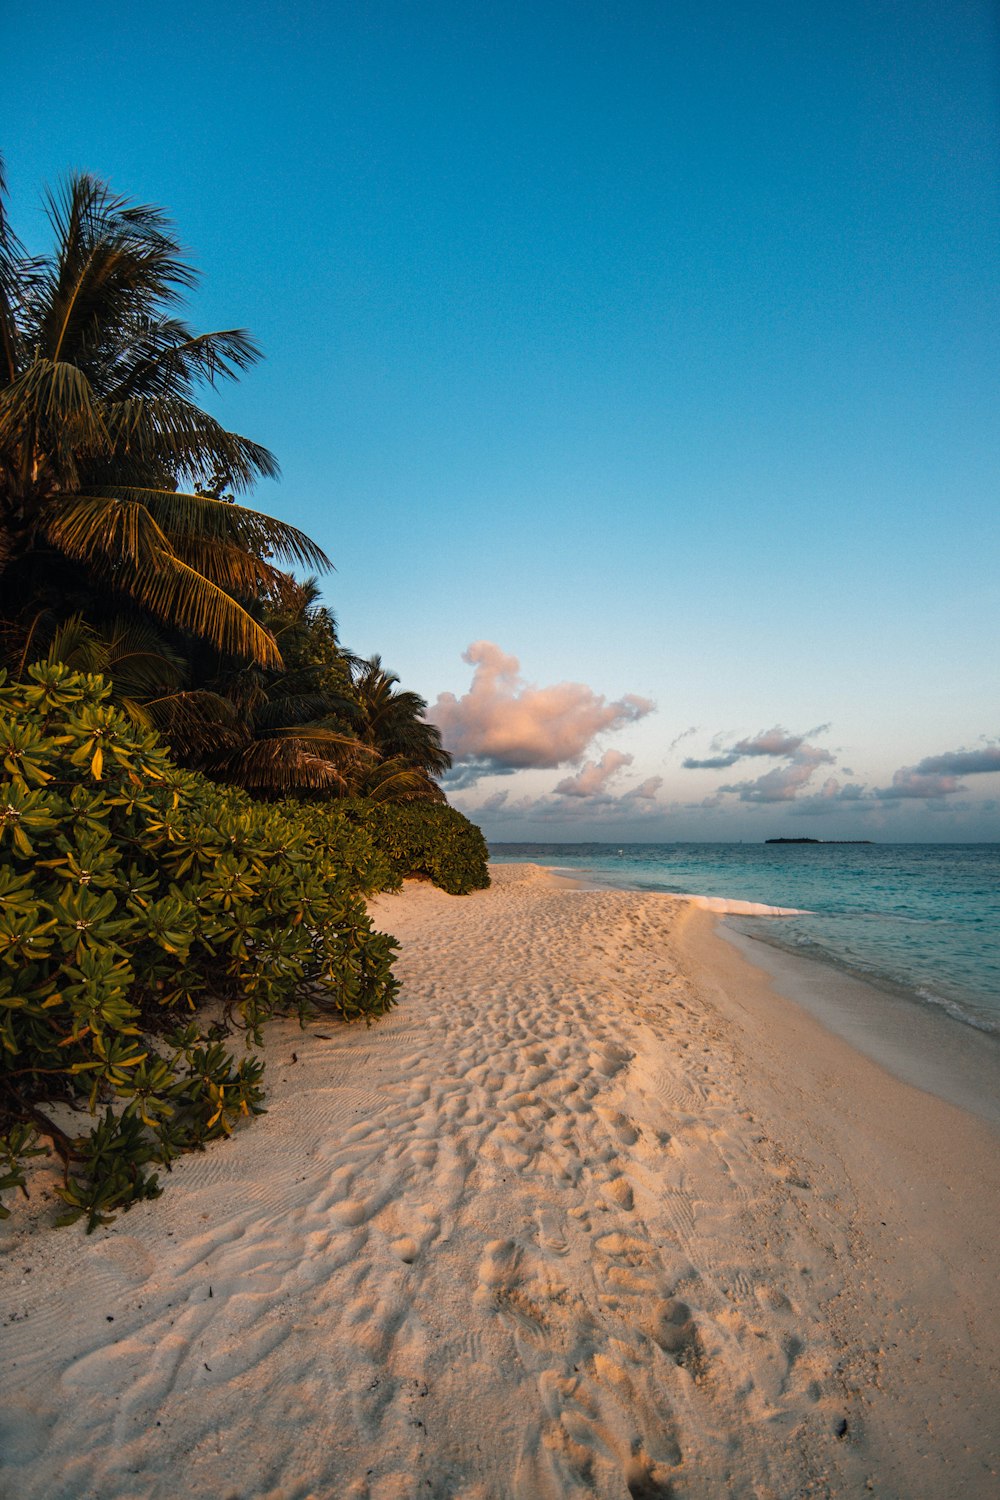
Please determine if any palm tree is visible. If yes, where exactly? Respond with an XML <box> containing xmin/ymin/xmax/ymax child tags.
<box><xmin>151</xmin><ymin>578</ymin><xmax>369</xmax><ymax>797</ymax></box>
<box><xmin>0</xmin><ymin>159</ymin><xmax>329</xmax><ymax>666</ymax></box>
<box><xmin>32</xmin><ymin>612</ymin><xmax>186</xmax><ymax>704</ymax></box>
<box><xmin>349</xmin><ymin>655</ymin><xmax>452</xmax><ymax>800</ymax></box>
<box><xmin>180</xmin><ymin>639</ymin><xmax>452</xmax><ymax>804</ymax></box>
<box><xmin>24</xmin><ymin>611</ymin><xmax>243</xmax><ymax>759</ymax></box>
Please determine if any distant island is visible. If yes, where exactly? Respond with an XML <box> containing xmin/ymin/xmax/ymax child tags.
<box><xmin>765</xmin><ymin>838</ymin><xmax>874</xmax><ymax>845</ymax></box>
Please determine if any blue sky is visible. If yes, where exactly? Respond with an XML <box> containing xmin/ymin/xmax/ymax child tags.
<box><xmin>8</xmin><ymin>0</ymin><xmax>999</xmax><ymax>838</ymax></box>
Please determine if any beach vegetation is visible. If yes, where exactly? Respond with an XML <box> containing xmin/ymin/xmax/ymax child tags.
<box><xmin>162</xmin><ymin>603</ymin><xmax>455</xmax><ymax>804</ymax></box>
<box><xmin>335</xmin><ymin>800</ymin><xmax>491</xmax><ymax>896</ymax></box>
<box><xmin>0</xmin><ymin>162</ymin><xmax>490</xmax><ymax>1226</ymax></box>
<box><xmin>0</xmin><ymin>665</ymin><xmax>400</xmax><ymax>1228</ymax></box>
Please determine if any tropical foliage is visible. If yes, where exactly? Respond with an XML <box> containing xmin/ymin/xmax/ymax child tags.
<box><xmin>336</xmin><ymin>800</ymin><xmax>491</xmax><ymax>895</ymax></box>
<box><xmin>0</xmin><ymin>161</ymin><xmax>329</xmax><ymax>670</ymax></box>
<box><xmin>0</xmin><ymin>665</ymin><xmax>400</xmax><ymax>1228</ymax></box>
<box><xmin>0</xmin><ymin>164</ymin><xmax>491</xmax><ymax>1227</ymax></box>
<box><xmin>344</xmin><ymin>656</ymin><xmax>452</xmax><ymax>803</ymax></box>
<box><xmin>0</xmin><ymin>161</ymin><xmax>458</xmax><ymax>805</ymax></box>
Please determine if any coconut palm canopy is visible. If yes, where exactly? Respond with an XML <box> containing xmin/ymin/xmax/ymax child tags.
<box><xmin>0</xmin><ymin>160</ymin><xmax>452</xmax><ymax>806</ymax></box>
<box><xmin>351</xmin><ymin>655</ymin><xmax>451</xmax><ymax>782</ymax></box>
<box><xmin>173</xmin><ymin>626</ymin><xmax>453</xmax><ymax>803</ymax></box>
<box><xmin>0</xmin><ymin>158</ymin><xmax>330</xmax><ymax>667</ymax></box>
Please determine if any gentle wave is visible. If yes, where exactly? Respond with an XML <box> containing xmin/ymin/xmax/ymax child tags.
<box><xmin>680</xmin><ymin>893</ymin><xmax>813</xmax><ymax>917</ymax></box>
<box><xmin>914</xmin><ymin>987</ymin><xmax>1000</xmax><ymax>1036</ymax></box>
<box><xmin>729</xmin><ymin>921</ymin><xmax>1000</xmax><ymax>1037</ymax></box>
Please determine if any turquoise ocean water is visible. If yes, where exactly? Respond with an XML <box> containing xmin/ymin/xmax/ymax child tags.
<box><xmin>489</xmin><ymin>843</ymin><xmax>1000</xmax><ymax>1037</ymax></box>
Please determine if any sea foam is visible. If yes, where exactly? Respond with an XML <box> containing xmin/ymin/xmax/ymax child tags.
<box><xmin>680</xmin><ymin>894</ymin><xmax>811</xmax><ymax>917</ymax></box>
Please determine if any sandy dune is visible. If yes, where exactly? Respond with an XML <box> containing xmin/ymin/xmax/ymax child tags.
<box><xmin>1</xmin><ymin>863</ymin><xmax>997</xmax><ymax>1499</ymax></box>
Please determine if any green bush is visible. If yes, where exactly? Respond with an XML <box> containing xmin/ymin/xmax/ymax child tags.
<box><xmin>335</xmin><ymin>800</ymin><xmax>491</xmax><ymax>895</ymax></box>
<box><xmin>0</xmin><ymin>664</ymin><xmax>400</xmax><ymax>1228</ymax></box>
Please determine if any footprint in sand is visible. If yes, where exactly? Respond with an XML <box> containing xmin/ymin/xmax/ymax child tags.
<box><xmin>534</xmin><ymin>1209</ymin><xmax>570</xmax><ymax>1258</ymax></box>
<box><xmin>624</xmin><ymin>1456</ymin><xmax>677</xmax><ymax>1499</ymax></box>
<box><xmin>476</xmin><ymin>1238</ymin><xmax>521</xmax><ymax>1292</ymax></box>
<box><xmin>588</xmin><ymin>1042</ymin><xmax>633</xmax><ymax>1078</ymax></box>
<box><xmin>594</xmin><ymin>1230</ymin><xmax>649</xmax><ymax>1263</ymax></box>
<box><xmin>601</xmin><ymin>1175</ymin><xmax>634</xmax><ymax>1211</ymax></box>
<box><xmin>90</xmin><ymin>1236</ymin><xmax>156</xmax><ymax>1285</ymax></box>
<box><xmin>331</xmin><ymin>1197</ymin><xmax>372</xmax><ymax>1226</ymax></box>
<box><xmin>595</xmin><ymin>1107</ymin><xmax>641</xmax><ymax>1146</ymax></box>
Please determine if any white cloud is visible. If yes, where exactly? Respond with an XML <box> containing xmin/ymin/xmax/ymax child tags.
<box><xmin>554</xmin><ymin>750</ymin><xmax>633</xmax><ymax>798</ymax></box>
<box><xmin>874</xmin><ymin>768</ymin><xmax>961</xmax><ymax>800</ymax></box>
<box><xmin>431</xmin><ymin>642</ymin><xmax>654</xmax><ymax>787</ymax></box>
<box><xmin>622</xmin><ymin>776</ymin><xmax>664</xmax><ymax>801</ymax></box>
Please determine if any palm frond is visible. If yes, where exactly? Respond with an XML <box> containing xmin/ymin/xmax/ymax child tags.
<box><xmin>127</xmin><ymin>553</ymin><xmax>283</xmax><ymax>666</ymax></box>
<box><xmin>42</xmin><ymin>613</ymin><xmax>106</xmax><ymax>673</ymax></box>
<box><xmin>141</xmin><ymin>690</ymin><xmax>245</xmax><ymax>756</ymax></box>
<box><xmin>40</xmin><ymin>496</ymin><xmax>282</xmax><ymax>664</ymax></box>
<box><xmin>253</xmin><ymin>694</ymin><xmax>358</xmax><ymax>730</ymax></box>
<box><xmin>117</xmin><ymin>326</ymin><xmax>265</xmax><ymax>397</ymax></box>
<box><xmin>0</xmin><ymin>359</ymin><xmax>109</xmax><ymax>476</ymax></box>
<box><xmin>101</xmin><ymin>616</ymin><xmax>186</xmax><ymax>697</ymax></box>
<box><xmin>267</xmin><ymin>725</ymin><xmax>375</xmax><ymax>751</ymax></box>
<box><xmin>42</xmin><ymin>492</ymin><xmax>174</xmax><ymax>569</ymax></box>
<box><xmin>164</xmin><ymin>534</ymin><xmax>294</xmax><ymax>602</ymax></box>
<box><xmin>205</xmin><ymin>738</ymin><xmax>350</xmax><ymax>794</ymax></box>
<box><xmin>98</xmin><ymin>397</ymin><xmax>279</xmax><ymax>488</ymax></box>
<box><xmin>91</xmin><ymin>485</ymin><xmax>329</xmax><ymax>570</ymax></box>
<box><xmin>40</xmin><ymin>174</ymin><xmax>195</xmax><ymax>368</ymax></box>
<box><xmin>358</xmin><ymin>758</ymin><xmax>447</xmax><ymax>804</ymax></box>
<box><xmin>0</xmin><ymin>155</ymin><xmax>31</xmax><ymax>386</ymax></box>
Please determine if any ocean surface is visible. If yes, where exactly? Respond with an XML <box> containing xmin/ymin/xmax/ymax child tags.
<box><xmin>489</xmin><ymin>843</ymin><xmax>1000</xmax><ymax>1037</ymax></box>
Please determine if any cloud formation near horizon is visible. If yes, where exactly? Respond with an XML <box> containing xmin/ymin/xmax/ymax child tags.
<box><xmin>722</xmin><ymin>744</ymin><xmax>836</xmax><ymax>803</ymax></box>
<box><xmin>622</xmin><ymin>775</ymin><xmax>664</xmax><ymax>801</ymax></box>
<box><xmin>683</xmin><ymin>752</ymin><xmax>741</xmax><ymax>770</ymax></box>
<box><xmin>683</xmin><ymin>724</ymin><xmax>834</xmax><ymax>801</ymax></box>
<box><xmin>874</xmin><ymin>769</ymin><xmax>959</xmax><ymax>800</ymax></box>
<box><xmin>431</xmin><ymin>642</ymin><xmax>654</xmax><ymax>787</ymax></box>
<box><xmin>683</xmin><ymin>724</ymin><xmax>808</xmax><ymax>770</ymax></box>
<box><xmin>554</xmin><ymin>750</ymin><xmax>633</xmax><ymax>798</ymax></box>
<box><xmin>914</xmin><ymin>746</ymin><xmax>1000</xmax><ymax>777</ymax></box>
<box><xmin>872</xmin><ymin>742</ymin><xmax>1000</xmax><ymax>801</ymax></box>
<box><xmin>693</xmin><ymin>731</ymin><xmax>1000</xmax><ymax>810</ymax></box>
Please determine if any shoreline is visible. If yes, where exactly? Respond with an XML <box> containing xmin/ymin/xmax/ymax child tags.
<box><xmin>490</xmin><ymin>845</ymin><xmax>1000</xmax><ymax>1040</ymax></box>
<box><xmin>1</xmin><ymin>863</ymin><xmax>997</xmax><ymax>1498</ymax></box>
<box><xmin>503</xmin><ymin>858</ymin><xmax>1000</xmax><ymax>1068</ymax></box>
<box><xmin>717</xmin><ymin>918</ymin><xmax>1000</xmax><ymax>1130</ymax></box>
<box><xmin>674</xmin><ymin>900</ymin><xmax>1000</xmax><ymax>1494</ymax></box>
<box><xmin>542</xmin><ymin>847</ymin><xmax>1000</xmax><ymax>1127</ymax></box>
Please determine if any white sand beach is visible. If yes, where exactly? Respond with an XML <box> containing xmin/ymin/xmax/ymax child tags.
<box><xmin>1</xmin><ymin>863</ymin><xmax>997</xmax><ymax>1500</ymax></box>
